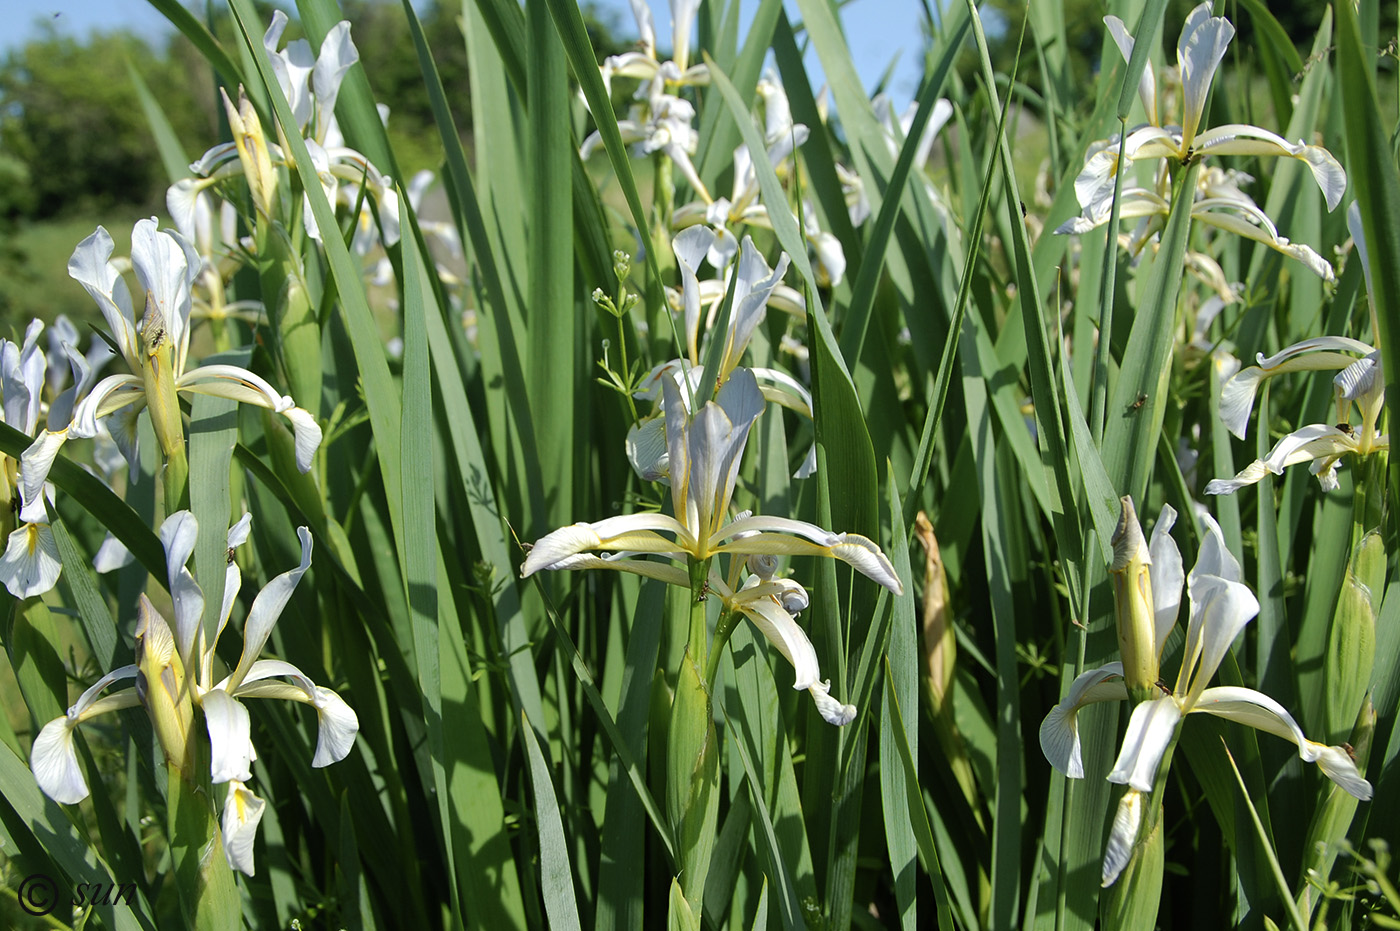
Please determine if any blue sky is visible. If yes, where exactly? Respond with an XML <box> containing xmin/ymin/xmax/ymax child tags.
<box><xmin>4</xmin><ymin>0</ymin><xmax>929</xmax><ymax>105</ymax></box>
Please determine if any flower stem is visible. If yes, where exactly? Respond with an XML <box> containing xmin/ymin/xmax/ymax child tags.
<box><xmin>687</xmin><ymin>556</ymin><xmax>710</xmax><ymax>674</ymax></box>
<box><xmin>703</xmin><ymin>608</ymin><xmax>738</xmax><ymax>687</ymax></box>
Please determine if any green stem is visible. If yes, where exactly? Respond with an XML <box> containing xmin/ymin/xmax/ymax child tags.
<box><xmin>687</xmin><ymin>557</ymin><xmax>710</xmax><ymax>674</ymax></box>
<box><xmin>164</xmin><ymin>441</ymin><xmax>190</xmax><ymax>516</ymax></box>
<box><xmin>703</xmin><ymin>608</ymin><xmax>739</xmax><ymax>687</ymax></box>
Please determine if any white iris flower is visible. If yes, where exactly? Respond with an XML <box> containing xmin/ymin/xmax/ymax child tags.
<box><xmin>524</xmin><ymin>367</ymin><xmax>901</xmax><ymax>722</ymax></box>
<box><xmin>1039</xmin><ymin>508</ymin><xmax>1371</xmax><ymax>886</ymax></box>
<box><xmin>1074</xmin><ymin>4</ymin><xmax>1345</xmax><ymax>217</ymax></box>
<box><xmin>1207</xmin><ymin>206</ymin><xmax>1385</xmax><ymax>495</ymax></box>
<box><xmin>528</xmin><ymin>369</ymin><xmax>898</xmax><ymax>587</ymax></box>
<box><xmin>167</xmin><ymin>13</ymin><xmax>400</xmax><ymax>249</ymax></box>
<box><xmin>18</xmin><ymin>219</ymin><xmax>322</xmax><ymax>520</ymax></box>
<box><xmin>0</xmin><ymin>321</ymin><xmax>64</xmax><ymax>598</ymax></box>
<box><xmin>581</xmin><ymin>1</ymin><xmax>711</xmax><ymax>199</ymax></box>
<box><xmin>29</xmin><ymin>511</ymin><xmax>358</xmax><ymax>876</ymax></box>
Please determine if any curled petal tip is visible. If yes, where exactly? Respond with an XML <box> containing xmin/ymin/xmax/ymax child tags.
<box><xmin>809</xmin><ymin>681</ymin><xmax>857</xmax><ymax>726</ymax></box>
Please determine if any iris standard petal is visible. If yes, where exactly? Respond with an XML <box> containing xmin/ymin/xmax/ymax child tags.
<box><xmin>625</xmin><ymin>415</ymin><xmax>669</xmax><ymax>481</ymax></box>
<box><xmin>688</xmin><ymin>369</ymin><xmax>764</xmax><ymax>542</ymax></box>
<box><xmin>1176</xmin><ymin>3</ymin><xmax>1234</xmax><ymax>150</ymax></box>
<box><xmin>1182</xmin><ymin>575</ymin><xmax>1257</xmax><ymax>697</ymax></box>
<box><xmin>1147</xmin><ymin>505</ymin><xmax>1183</xmax><ymax>651</ymax></box>
<box><xmin>158</xmin><ymin>510</ymin><xmax>206</xmax><ymax>664</ymax></box>
<box><xmin>67</xmin><ymin>226</ymin><xmax>138</xmax><ymax>366</ymax></box>
<box><xmin>226</xmin><ymin>527</ymin><xmax>313</xmax><ymax>693</ymax></box>
<box><xmin>1104</xmin><ymin>16</ymin><xmax>1155</xmax><ymax>124</ymax></box>
<box><xmin>130</xmin><ymin>217</ymin><xmax>200</xmax><ymax>356</ymax></box>
<box><xmin>311</xmin><ymin>22</ymin><xmax>358</xmax><ymax>143</ymax></box>
<box><xmin>722</xmin><ymin>240</ymin><xmax>790</xmax><ymax>376</ymax></box>
<box><xmin>673</xmin><ymin>226</ymin><xmax>715</xmax><ymax>364</ymax></box>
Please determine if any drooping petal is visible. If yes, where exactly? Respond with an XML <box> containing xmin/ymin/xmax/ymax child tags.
<box><xmin>0</xmin><ymin>523</ymin><xmax>62</xmax><ymax>599</ymax></box>
<box><xmin>1218</xmin><ymin>337</ymin><xmax>1375</xmax><ymax>440</ymax></box>
<box><xmin>521</xmin><ymin>513</ymin><xmax>693</xmax><ymax>576</ymax></box>
<box><xmin>31</xmin><ymin>665</ymin><xmax>140</xmax><ymax>804</ymax></box>
<box><xmin>534</xmin><ymin>553</ymin><xmax>692</xmax><ymax>588</ymax></box>
<box><xmin>1190</xmin><ymin>686</ymin><xmax>1372</xmax><ymax>799</ymax></box>
<box><xmin>67</xmin><ymin>373</ymin><xmax>144</xmax><ymax>443</ymax></box>
<box><xmin>221</xmin><ymin>780</ymin><xmax>267</xmax><ymax>876</ymax></box>
<box><xmin>1191</xmin><ymin>207</ymin><xmax>1335</xmax><ymax>281</ymax></box>
<box><xmin>714</xmin><ymin>515</ymin><xmax>903</xmax><ymax>594</ymax></box>
<box><xmin>203</xmin><ymin>688</ymin><xmax>255</xmax><ymax>784</ymax></box>
<box><xmin>308</xmin><ymin>687</ymin><xmax>359</xmax><ymax>765</ymax></box>
<box><xmin>280</xmin><ymin>406</ymin><xmax>323</xmax><ymax>473</ymax></box>
<box><xmin>1108</xmin><ymin>696</ymin><xmax>1182</xmax><ymax>792</ymax></box>
<box><xmin>1101</xmin><ymin>789</ymin><xmax>1144</xmax><ymax>887</ymax></box>
<box><xmin>1194</xmin><ymin>124</ymin><xmax>1346</xmax><ymax>211</ymax></box>
<box><xmin>31</xmin><ymin>717</ymin><xmax>88</xmax><ymax>804</ymax></box>
<box><xmin>18</xmin><ymin>431</ymin><xmax>68</xmax><ymax>524</ymax></box>
<box><xmin>1205</xmin><ymin>424</ymin><xmax>1357</xmax><ymax>495</ymax></box>
<box><xmin>729</xmin><ymin>587</ymin><xmax>821</xmax><ymax>689</ymax></box>
<box><xmin>233</xmin><ymin>659</ymin><xmax>359</xmax><ymax>766</ymax></box>
<box><xmin>1039</xmin><ymin>662</ymin><xmax>1127</xmax><ymax>779</ymax></box>
<box><xmin>227</xmin><ymin>527</ymin><xmax>313</xmax><ymax>693</ymax></box>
